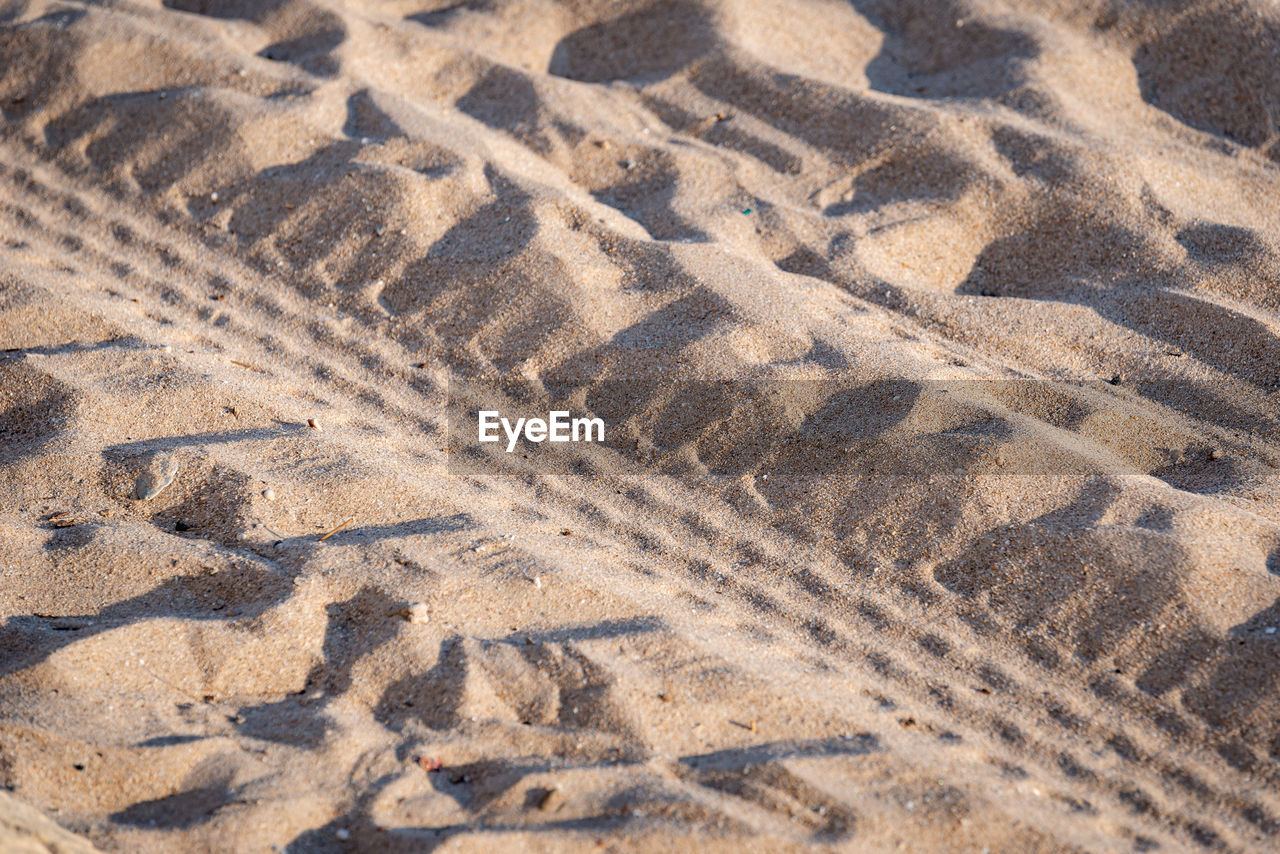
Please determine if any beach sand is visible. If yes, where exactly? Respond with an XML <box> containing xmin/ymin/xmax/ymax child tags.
<box><xmin>1</xmin><ymin>0</ymin><xmax>1279</xmax><ymax>850</ymax></box>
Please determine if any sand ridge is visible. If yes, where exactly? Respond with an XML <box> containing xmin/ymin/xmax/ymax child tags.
<box><xmin>1</xmin><ymin>0</ymin><xmax>1279</xmax><ymax>851</ymax></box>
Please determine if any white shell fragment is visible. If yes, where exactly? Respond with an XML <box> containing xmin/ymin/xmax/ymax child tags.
<box><xmin>134</xmin><ymin>452</ymin><xmax>179</xmax><ymax>501</ymax></box>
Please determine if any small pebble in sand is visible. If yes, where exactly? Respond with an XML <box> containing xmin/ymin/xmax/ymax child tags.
<box><xmin>535</xmin><ymin>787</ymin><xmax>563</xmax><ymax>812</ymax></box>
<box><xmin>335</xmin><ymin>828</ymin><xmax>350</xmax><ymax>840</ymax></box>
<box><xmin>534</xmin><ymin>576</ymin><xmax>542</xmax><ymax>589</ymax></box>
<box><xmin>210</xmin><ymin>191</ymin><xmax>218</xmax><ymax>203</ymax></box>
<box><xmin>135</xmin><ymin>452</ymin><xmax>179</xmax><ymax>500</ymax></box>
<box><xmin>160</xmin><ymin>344</ymin><xmax>172</xmax><ymax>353</ymax></box>
<box><xmin>263</xmin><ymin>488</ymin><xmax>276</xmax><ymax>501</ymax></box>
<box><xmin>1210</xmin><ymin>448</ymin><xmax>1223</xmax><ymax>460</ymax></box>
<box><xmin>307</xmin><ymin>418</ymin><xmax>319</xmax><ymax>429</ymax></box>
<box><xmin>405</xmin><ymin>602</ymin><xmax>430</xmax><ymax>624</ymax></box>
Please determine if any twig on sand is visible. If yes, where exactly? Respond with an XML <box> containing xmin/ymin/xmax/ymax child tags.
<box><xmin>318</xmin><ymin>517</ymin><xmax>353</xmax><ymax>541</ymax></box>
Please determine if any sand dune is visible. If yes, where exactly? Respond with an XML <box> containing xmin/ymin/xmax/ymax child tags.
<box><xmin>1</xmin><ymin>0</ymin><xmax>1279</xmax><ymax>850</ymax></box>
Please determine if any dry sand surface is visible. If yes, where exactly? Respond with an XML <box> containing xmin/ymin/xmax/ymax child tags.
<box><xmin>2</xmin><ymin>0</ymin><xmax>1280</xmax><ymax>851</ymax></box>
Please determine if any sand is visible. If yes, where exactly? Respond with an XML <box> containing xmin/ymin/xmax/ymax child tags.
<box><xmin>1</xmin><ymin>0</ymin><xmax>1279</xmax><ymax>851</ymax></box>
